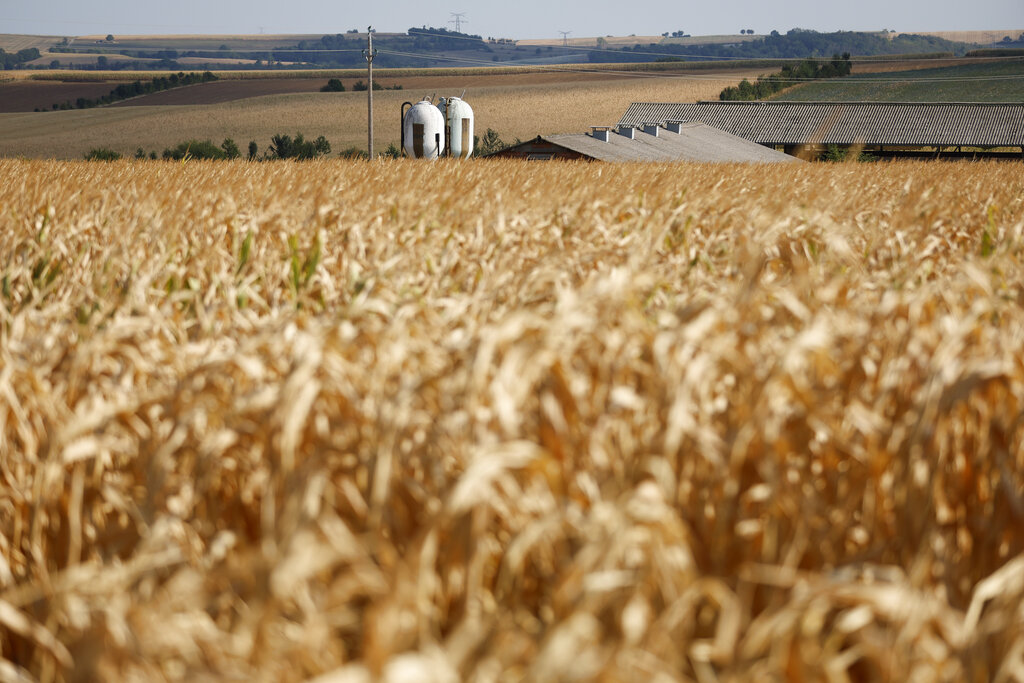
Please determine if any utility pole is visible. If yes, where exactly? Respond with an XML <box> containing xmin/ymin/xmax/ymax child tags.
<box><xmin>362</xmin><ymin>27</ymin><xmax>378</xmax><ymax>158</ymax></box>
<box><xmin>559</xmin><ymin>30</ymin><xmax>571</xmax><ymax>47</ymax></box>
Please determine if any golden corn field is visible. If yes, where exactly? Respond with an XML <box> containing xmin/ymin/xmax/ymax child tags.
<box><xmin>2</xmin><ymin>158</ymin><xmax>1024</xmax><ymax>682</ymax></box>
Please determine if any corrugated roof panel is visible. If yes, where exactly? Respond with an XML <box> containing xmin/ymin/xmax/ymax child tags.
<box><xmin>536</xmin><ymin>123</ymin><xmax>799</xmax><ymax>163</ymax></box>
<box><xmin>618</xmin><ymin>102</ymin><xmax>1024</xmax><ymax>147</ymax></box>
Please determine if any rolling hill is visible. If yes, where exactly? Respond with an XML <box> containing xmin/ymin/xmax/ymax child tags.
<box><xmin>774</xmin><ymin>57</ymin><xmax>1024</xmax><ymax>102</ymax></box>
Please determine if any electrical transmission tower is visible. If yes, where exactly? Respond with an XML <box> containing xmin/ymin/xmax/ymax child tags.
<box><xmin>559</xmin><ymin>30</ymin><xmax>571</xmax><ymax>47</ymax></box>
<box><xmin>449</xmin><ymin>12</ymin><xmax>467</xmax><ymax>33</ymax></box>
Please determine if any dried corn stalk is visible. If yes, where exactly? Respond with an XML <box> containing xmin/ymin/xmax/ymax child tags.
<box><xmin>0</xmin><ymin>159</ymin><xmax>1023</xmax><ymax>681</ymax></box>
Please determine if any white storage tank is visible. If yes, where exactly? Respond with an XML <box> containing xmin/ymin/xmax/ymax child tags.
<box><xmin>443</xmin><ymin>96</ymin><xmax>474</xmax><ymax>159</ymax></box>
<box><xmin>402</xmin><ymin>99</ymin><xmax>445</xmax><ymax>159</ymax></box>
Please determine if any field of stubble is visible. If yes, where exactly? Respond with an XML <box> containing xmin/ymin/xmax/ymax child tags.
<box><xmin>0</xmin><ymin>71</ymin><xmax>763</xmax><ymax>159</ymax></box>
<box><xmin>2</xmin><ymin>158</ymin><xmax>1024</xmax><ymax>682</ymax></box>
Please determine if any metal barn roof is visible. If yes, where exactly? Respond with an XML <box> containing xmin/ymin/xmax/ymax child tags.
<box><xmin>499</xmin><ymin>122</ymin><xmax>798</xmax><ymax>162</ymax></box>
<box><xmin>618</xmin><ymin>102</ymin><xmax>1024</xmax><ymax>147</ymax></box>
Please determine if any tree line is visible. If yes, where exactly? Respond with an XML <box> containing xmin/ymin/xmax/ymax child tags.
<box><xmin>16</xmin><ymin>28</ymin><xmax>982</xmax><ymax>73</ymax></box>
<box><xmin>87</xmin><ymin>133</ymin><xmax>335</xmax><ymax>162</ymax></box>
<box><xmin>288</xmin><ymin>28</ymin><xmax>487</xmax><ymax>68</ymax></box>
<box><xmin>1</xmin><ymin>47</ymin><xmax>41</xmax><ymax>69</ymax></box>
<box><xmin>320</xmin><ymin>79</ymin><xmax>404</xmax><ymax>92</ymax></box>
<box><xmin>38</xmin><ymin>71</ymin><xmax>218</xmax><ymax>111</ymax></box>
<box><xmin>84</xmin><ymin>127</ymin><xmax>517</xmax><ymax>161</ymax></box>
<box><xmin>719</xmin><ymin>54</ymin><xmax>853</xmax><ymax>100</ymax></box>
<box><xmin>40</xmin><ymin>27</ymin><xmax>499</xmax><ymax>71</ymax></box>
<box><xmin>586</xmin><ymin>29</ymin><xmax>971</xmax><ymax>63</ymax></box>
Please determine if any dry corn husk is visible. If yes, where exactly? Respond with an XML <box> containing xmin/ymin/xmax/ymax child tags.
<box><xmin>1</xmin><ymin>158</ymin><xmax>1023</xmax><ymax>681</ymax></box>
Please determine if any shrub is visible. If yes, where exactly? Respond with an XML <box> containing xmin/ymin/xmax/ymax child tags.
<box><xmin>352</xmin><ymin>80</ymin><xmax>386</xmax><ymax>91</ymax></box>
<box><xmin>162</xmin><ymin>139</ymin><xmax>227</xmax><ymax>161</ymax></box>
<box><xmin>321</xmin><ymin>78</ymin><xmax>346</xmax><ymax>92</ymax></box>
<box><xmin>84</xmin><ymin>147</ymin><xmax>121</xmax><ymax>161</ymax></box>
<box><xmin>221</xmin><ymin>138</ymin><xmax>241</xmax><ymax>160</ymax></box>
<box><xmin>339</xmin><ymin>146</ymin><xmax>369</xmax><ymax>159</ymax></box>
<box><xmin>475</xmin><ymin>128</ymin><xmax>512</xmax><ymax>156</ymax></box>
<box><xmin>268</xmin><ymin>133</ymin><xmax>332</xmax><ymax>160</ymax></box>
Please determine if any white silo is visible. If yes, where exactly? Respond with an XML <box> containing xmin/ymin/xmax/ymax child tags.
<box><xmin>402</xmin><ymin>99</ymin><xmax>446</xmax><ymax>159</ymax></box>
<box><xmin>443</xmin><ymin>96</ymin><xmax>474</xmax><ymax>159</ymax></box>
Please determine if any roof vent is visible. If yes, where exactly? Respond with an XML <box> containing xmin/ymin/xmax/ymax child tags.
<box><xmin>590</xmin><ymin>126</ymin><xmax>613</xmax><ymax>142</ymax></box>
<box><xmin>616</xmin><ymin>125</ymin><xmax>636</xmax><ymax>140</ymax></box>
<box><xmin>665</xmin><ymin>120</ymin><xmax>686</xmax><ymax>134</ymax></box>
<box><xmin>642</xmin><ymin>123</ymin><xmax>660</xmax><ymax>137</ymax></box>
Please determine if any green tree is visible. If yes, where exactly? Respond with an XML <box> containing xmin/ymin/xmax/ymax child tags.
<box><xmin>269</xmin><ymin>134</ymin><xmax>295</xmax><ymax>159</ymax></box>
<box><xmin>352</xmin><ymin>80</ymin><xmax>384</xmax><ymax>91</ymax></box>
<box><xmin>248</xmin><ymin>140</ymin><xmax>258</xmax><ymax>160</ymax></box>
<box><xmin>162</xmin><ymin>139</ymin><xmax>227</xmax><ymax>160</ymax></box>
<box><xmin>221</xmin><ymin>138</ymin><xmax>241</xmax><ymax>159</ymax></box>
<box><xmin>475</xmin><ymin>128</ymin><xmax>506</xmax><ymax>155</ymax></box>
<box><xmin>321</xmin><ymin>78</ymin><xmax>346</xmax><ymax>92</ymax></box>
<box><xmin>268</xmin><ymin>133</ymin><xmax>332</xmax><ymax>160</ymax></box>
<box><xmin>338</xmin><ymin>146</ymin><xmax>369</xmax><ymax>159</ymax></box>
<box><xmin>85</xmin><ymin>148</ymin><xmax>121</xmax><ymax>161</ymax></box>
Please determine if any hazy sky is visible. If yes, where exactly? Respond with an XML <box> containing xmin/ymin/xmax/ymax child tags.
<box><xmin>3</xmin><ymin>0</ymin><xmax>1022</xmax><ymax>40</ymax></box>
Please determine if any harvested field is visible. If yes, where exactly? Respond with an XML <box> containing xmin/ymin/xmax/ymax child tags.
<box><xmin>0</xmin><ymin>66</ymin><xmax>760</xmax><ymax>114</ymax></box>
<box><xmin>0</xmin><ymin>34</ymin><xmax>63</xmax><ymax>53</ymax></box>
<box><xmin>898</xmin><ymin>29</ymin><xmax>1024</xmax><ymax>45</ymax></box>
<box><xmin>0</xmin><ymin>72</ymin><xmax>763</xmax><ymax>158</ymax></box>
<box><xmin>0</xmin><ymin>79</ymin><xmax>324</xmax><ymax>113</ymax></box>
<box><xmin>851</xmin><ymin>57</ymin><xmax>999</xmax><ymax>74</ymax></box>
<box><xmin>75</xmin><ymin>33</ymin><xmax>330</xmax><ymax>50</ymax></box>
<box><xmin>519</xmin><ymin>35</ymin><xmax>667</xmax><ymax>47</ymax></box>
<box><xmin>518</xmin><ymin>34</ymin><xmax>761</xmax><ymax>48</ymax></box>
<box><xmin>1</xmin><ymin>159</ymin><xmax>1024</xmax><ymax>681</ymax></box>
<box><xmin>0</xmin><ymin>81</ymin><xmax>120</xmax><ymax>113</ymax></box>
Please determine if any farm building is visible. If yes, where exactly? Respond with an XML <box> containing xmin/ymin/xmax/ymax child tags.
<box><xmin>618</xmin><ymin>101</ymin><xmax>1024</xmax><ymax>160</ymax></box>
<box><xmin>487</xmin><ymin>121</ymin><xmax>798</xmax><ymax>162</ymax></box>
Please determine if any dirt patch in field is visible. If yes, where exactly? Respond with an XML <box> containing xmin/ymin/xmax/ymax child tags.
<box><xmin>0</xmin><ymin>66</ymin><xmax>766</xmax><ymax>113</ymax></box>
<box><xmin>0</xmin><ymin>81</ymin><xmax>119</xmax><ymax>112</ymax></box>
<box><xmin>0</xmin><ymin>78</ymin><xmax>321</xmax><ymax>112</ymax></box>
<box><xmin>852</xmin><ymin>58</ymin><xmax>989</xmax><ymax>74</ymax></box>
<box><xmin>110</xmin><ymin>79</ymin><xmax>326</xmax><ymax>106</ymax></box>
<box><xmin>105</xmin><ymin>68</ymin><xmax>758</xmax><ymax>107</ymax></box>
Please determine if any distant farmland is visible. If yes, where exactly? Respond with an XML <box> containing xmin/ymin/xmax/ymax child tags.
<box><xmin>776</xmin><ymin>57</ymin><xmax>1024</xmax><ymax>102</ymax></box>
<box><xmin>0</xmin><ymin>68</ymin><xmax>765</xmax><ymax>159</ymax></box>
